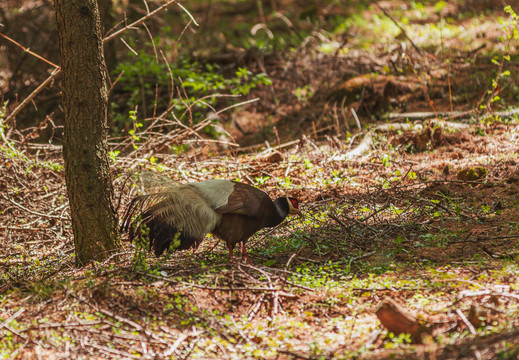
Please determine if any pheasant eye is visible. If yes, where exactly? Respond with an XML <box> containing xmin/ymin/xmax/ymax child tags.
<box><xmin>290</xmin><ymin>199</ymin><xmax>299</xmax><ymax>209</ymax></box>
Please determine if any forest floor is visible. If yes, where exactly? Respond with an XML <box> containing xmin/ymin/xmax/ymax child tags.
<box><xmin>2</xmin><ymin>110</ymin><xmax>519</xmax><ymax>359</ymax></box>
<box><xmin>2</xmin><ymin>1</ymin><xmax>519</xmax><ymax>359</ymax></box>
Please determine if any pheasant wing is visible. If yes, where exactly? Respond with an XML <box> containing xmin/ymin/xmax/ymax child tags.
<box><xmin>213</xmin><ymin>182</ymin><xmax>270</xmax><ymax>217</ymax></box>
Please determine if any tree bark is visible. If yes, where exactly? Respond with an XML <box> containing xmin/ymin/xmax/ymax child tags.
<box><xmin>54</xmin><ymin>0</ymin><xmax>121</xmax><ymax>266</ymax></box>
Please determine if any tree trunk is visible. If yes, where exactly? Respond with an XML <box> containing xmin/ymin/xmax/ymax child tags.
<box><xmin>54</xmin><ymin>0</ymin><xmax>121</xmax><ymax>266</ymax></box>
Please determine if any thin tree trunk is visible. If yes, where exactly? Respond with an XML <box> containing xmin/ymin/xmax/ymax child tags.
<box><xmin>54</xmin><ymin>0</ymin><xmax>121</xmax><ymax>266</ymax></box>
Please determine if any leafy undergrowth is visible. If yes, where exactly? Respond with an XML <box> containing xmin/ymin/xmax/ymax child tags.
<box><xmin>2</xmin><ymin>115</ymin><xmax>519</xmax><ymax>359</ymax></box>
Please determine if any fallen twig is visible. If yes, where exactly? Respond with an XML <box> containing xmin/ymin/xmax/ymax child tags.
<box><xmin>374</xmin><ymin>0</ymin><xmax>423</xmax><ymax>57</ymax></box>
<box><xmin>457</xmin><ymin>290</ymin><xmax>519</xmax><ymax>303</ymax></box>
<box><xmin>104</xmin><ymin>0</ymin><xmax>182</xmax><ymax>42</ymax></box>
<box><xmin>0</xmin><ymin>193</ymin><xmax>66</xmax><ymax>220</ymax></box>
<box><xmin>456</xmin><ymin>308</ymin><xmax>477</xmax><ymax>335</ymax></box>
<box><xmin>164</xmin><ymin>334</ymin><xmax>189</xmax><ymax>357</ymax></box>
<box><xmin>389</xmin><ymin>109</ymin><xmax>475</xmax><ymax>120</ymax></box>
<box><xmin>0</xmin><ymin>308</ymin><xmax>25</xmax><ymax>331</ymax></box>
<box><xmin>0</xmin><ymin>33</ymin><xmax>59</xmax><ymax>68</ymax></box>
<box><xmin>4</xmin><ymin>67</ymin><xmax>61</xmax><ymax>125</ymax></box>
<box><xmin>330</xmin><ymin>131</ymin><xmax>373</xmax><ymax>161</ymax></box>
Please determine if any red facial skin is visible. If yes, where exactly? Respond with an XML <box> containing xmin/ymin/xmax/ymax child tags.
<box><xmin>290</xmin><ymin>198</ymin><xmax>299</xmax><ymax>209</ymax></box>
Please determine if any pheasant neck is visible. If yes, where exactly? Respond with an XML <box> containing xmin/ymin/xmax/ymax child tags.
<box><xmin>268</xmin><ymin>198</ymin><xmax>289</xmax><ymax>227</ymax></box>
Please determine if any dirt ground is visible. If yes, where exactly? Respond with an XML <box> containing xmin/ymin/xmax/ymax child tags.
<box><xmin>2</xmin><ymin>114</ymin><xmax>519</xmax><ymax>359</ymax></box>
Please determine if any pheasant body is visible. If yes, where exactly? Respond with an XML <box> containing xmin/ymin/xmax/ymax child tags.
<box><xmin>121</xmin><ymin>179</ymin><xmax>300</xmax><ymax>261</ymax></box>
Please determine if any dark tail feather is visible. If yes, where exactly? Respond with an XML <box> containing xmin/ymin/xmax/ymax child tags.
<box><xmin>121</xmin><ymin>196</ymin><xmax>202</xmax><ymax>256</ymax></box>
<box><xmin>139</xmin><ymin>214</ymin><xmax>202</xmax><ymax>256</ymax></box>
<box><xmin>121</xmin><ymin>199</ymin><xmax>137</xmax><ymax>233</ymax></box>
<box><xmin>120</xmin><ymin>195</ymin><xmax>150</xmax><ymax>233</ymax></box>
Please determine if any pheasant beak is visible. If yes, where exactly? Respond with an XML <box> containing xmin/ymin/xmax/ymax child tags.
<box><xmin>290</xmin><ymin>208</ymin><xmax>302</xmax><ymax>216</ymax></box>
